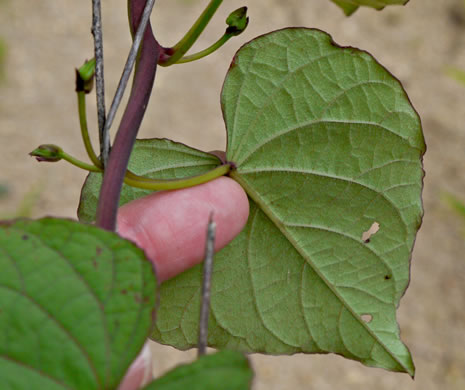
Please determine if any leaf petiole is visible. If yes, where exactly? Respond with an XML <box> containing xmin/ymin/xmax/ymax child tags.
<box><xmin>123</xmin><ymin>163</ymin><xmax>231</xmax><ymax>190</ymax></box>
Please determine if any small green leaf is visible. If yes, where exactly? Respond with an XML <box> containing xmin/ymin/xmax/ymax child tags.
<box><xmin>142</xmin><ymin>350</ymin><xmax>253</xmax><ymax>390</ymax></box>
<box><xmin>330</xmin><ymin>0</ymin><xmax>409</xmax><ymax>15</ymax></box>
<box><xmin>78</xmin><ymin>138</ymin><xmax>221</xmax><ymax>223</ymax></box>
<box><xmin>152</xmin><ymin>29</ymin><xmax>424</xmax><ymax>376</ymax></box>
<box><xmin>0</xmin><ymin>218</ymin><xmax>157</xmax><ymax>389</ymax></box>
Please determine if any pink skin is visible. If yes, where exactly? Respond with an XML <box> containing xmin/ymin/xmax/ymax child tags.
<box><xmin>116</xmin><ymin>177</ymin><xmax>249</xmax><ymax>389</ymax></box>
<box><xmin>118</xmin><ymin>342</ymin><xmax>152</xmax><ymax>390</ymax></box>
<box><xmin>117</xmin><ymin>176</ymin><xmax>250</xmax><ymax>283</ymax></box>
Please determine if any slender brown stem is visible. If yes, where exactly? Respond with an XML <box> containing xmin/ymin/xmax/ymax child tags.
<box><xmin>91</xmin><ymin>0</ymin><xmax>109</xmax><ymax>166</ymax></box>
<box><xmin>198</xmin><ymin>214</ymin><xmax>216</xmax><ymax>357</ymax></box>
<box><xmin>96</xmin><ymin>0</ymin><xmax>160</xmax><ymax>231</ymax></box>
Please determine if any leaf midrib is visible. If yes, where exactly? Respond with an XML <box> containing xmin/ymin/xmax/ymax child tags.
<box><xmin>230</xmin><ymin>170</ymin><xmax>411</xmax><ymax>374</ymax></box>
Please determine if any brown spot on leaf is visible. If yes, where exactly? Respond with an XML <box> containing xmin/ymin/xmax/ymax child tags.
<box><xmin>362</xmin><ymin>222</ymin><xmax>380</xmax><ymax>243</ymax></box>
<box><xmin>361</xmin><ymin>314</ymin><xmax>373</xmax><ymax>323</ymax></box>
<box><xmin>22</xmin><ymin>234</ymin><xmax>29</xmax><ymax>240</ymax></box>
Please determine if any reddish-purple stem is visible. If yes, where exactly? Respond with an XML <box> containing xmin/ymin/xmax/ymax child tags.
<box><xmin>96</xmin><ymin>0</ymin><xmax>161</xmax><ymax>231</ymax></box>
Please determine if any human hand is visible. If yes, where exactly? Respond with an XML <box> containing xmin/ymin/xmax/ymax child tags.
<box><xmin>116</xmin><ymin>177</ymin><xmax>249</xmax><ymax>389</ymax></box>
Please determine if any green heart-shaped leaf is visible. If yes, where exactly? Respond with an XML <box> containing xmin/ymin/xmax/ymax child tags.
<box><xmin>78</xmin><ymin>138</ymin><xmax>221</xmax><ymax>223</ymax></box>
<box><xmin>151</xmin><ymin>29</ymin><xmax>424</xmax><ymax>375</ymax></box>
<box><xmin>142</xmin><ymin>350</ymin><xmax>253</xmax><ymax>390</ymax></box>
<box><xmin>330</xmin><ymin>0</ymin><xmax>409</xmax><ymax>15</ymax></box>
<box><xmin>0</xmin><ymin>218</ymin><xmax>157</xmax><ymax>389</ymax></box>
<box><xmin>77</xmin><ymin>28</ymin><xmax>424</xmax><ymax>375</ymax></box>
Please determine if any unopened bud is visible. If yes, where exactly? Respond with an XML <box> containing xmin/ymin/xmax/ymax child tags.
<box><xmin>76</xmin><ymin>58</ymin><xmax>95</xmax><ymax>93</ymax></box>
<box><xmin>226</xmin><ymin>7</ymin><xmax>249</xmax><ymax>36</ymax></box>
<box><xmin>29</xmin><ymin>144</ymin><xmax>63</xmax><ymax>162</ymax></box>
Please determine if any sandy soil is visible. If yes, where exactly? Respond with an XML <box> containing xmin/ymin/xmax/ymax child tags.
<box><xmin>1</xmin><ymin>0</ymin><xmax>465</xmax><ymax>388</ymax></box>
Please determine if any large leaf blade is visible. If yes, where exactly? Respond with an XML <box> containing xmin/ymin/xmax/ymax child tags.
<box><xmin>152</xmin><ymin>29</ymin><xmax>424</xmax><ymax>375</ymax></box>
<box><xmin>0</xmin><ymin>218</ymin><xmax>157</xmax><ymax>389</ymax></box>
<box><xmin>225</xmin><ymin>27</ymin><xmax>423</xmax><ymax>374</ymax></box>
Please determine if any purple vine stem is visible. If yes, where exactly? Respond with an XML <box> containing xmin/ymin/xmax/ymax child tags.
<box><xmin>96</xmin><ymin>0</ymin><xmax>160</xmax><ymax>231</ymax></box>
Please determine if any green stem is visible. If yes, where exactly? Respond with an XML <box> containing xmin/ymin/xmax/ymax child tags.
<box><xmin>176</xmin><ymin>33</ymin><xmax>231</xmax><ymax>64</ymax></box>
<box><xmin>77</xmin><ymin>91</ymin><xmax>103</xmax><ymax>168</ymax></box>
<box><xmin>59</xmin><ymin>146</ymin><xmax>231</xmax><ymax>190</ymax></box>
<box><xmin>123</xmin><ymin>163</ymin><xmax>231</xmax><ymax>190</ymax></box>
<box><xmin>160</xmin><ymin>0</ymin><xmax>223</xmax><ymax>67</ymax></box>
<box><xmin>60</xmin><ymin>151</ymin><xmax>102</xmax><ymax>172</ymax></box>
<box><xmin>56</xmin><ymin>148</ymin><xmax>157</xmax><ymax>180</ymax></box>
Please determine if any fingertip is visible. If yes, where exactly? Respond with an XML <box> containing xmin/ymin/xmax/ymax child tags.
<box><xmin>117</xmin><ymin>342</ymin><xmax>152</xmax><ymax>390</ymax></box>
<box><xmin>117</xmin><ymin>177</ymin><xmax>249</xmax><ymax>282</ymax></box>
<box><xmin>208</xmin><ymin>176</ymin><xmax>250</xmax><ymax>242</ymax></box>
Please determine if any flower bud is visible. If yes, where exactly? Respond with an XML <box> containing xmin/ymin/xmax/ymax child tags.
<box><xmin>76</xmin><ymin>58</ymin><xmax>95</xmax><ymax>94</ymax></box>
<box><xmin>29</xmin><ymin>144</ymin><xmax>63</xmax><ymax>162</ymax></box>
<box><xmin>226</xmin><ymin>7</ymin><xmax>249</xmax><ymax>36</ymax></box>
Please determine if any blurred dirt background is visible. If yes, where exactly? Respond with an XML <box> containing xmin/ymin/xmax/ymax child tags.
<box><xmin>1</xmin><ymin>0</ymin><xmax>465</xmax><ymax>388</ymax></box>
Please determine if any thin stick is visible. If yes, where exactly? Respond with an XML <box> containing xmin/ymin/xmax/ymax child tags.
<box><xmin>198</xmin><ymin>214</ymin><xmax>216</xmax><ymax>357</ymax></box>
<box><xmin>103</xmin><ymin>0</ymin><xmax>156</xmax><ymax>144</ymax></box>
<box><xmin>91</xmin><ymin>0</ymin><xmax>109</xmax><ymax>166</ymax></box>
